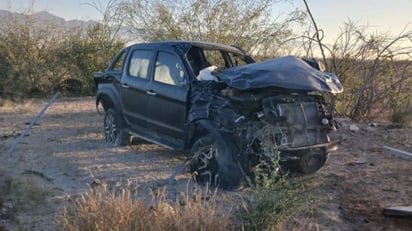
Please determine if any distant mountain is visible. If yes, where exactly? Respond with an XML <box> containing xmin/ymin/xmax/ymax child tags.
<box><xmin>0</xmin><ymin>9</ymin><xmax>95</xmax><ymax>28</ymax></box>
<box><xmin>0</xmin><ymin>9</ymin><xmax>12</xmax><ymax>17</ymax></box>
<box><xmin>33</xmin><ymin>11</ymin><xmax>65</xmax><ymax>23</ymax></box>
<box><xmin>0</xmin><ymin>9</ymin><xmax>138</xmax><ymax>41</ymax></box>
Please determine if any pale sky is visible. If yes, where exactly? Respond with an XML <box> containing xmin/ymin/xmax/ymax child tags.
<box><xmin>1</xmin><ymin>0</ymin><xmax>411</xmax><ymax>42</ymax></box>
<box><xmin>280</xmin><ymin>0</ymin><xmax>412</xmax><ymax>41</ymax></box>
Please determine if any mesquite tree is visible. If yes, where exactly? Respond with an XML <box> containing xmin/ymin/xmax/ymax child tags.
<box><xmin>119</xmin><ymin>0</ymin><xmax>305</xmax><ymax>58</ymax></box>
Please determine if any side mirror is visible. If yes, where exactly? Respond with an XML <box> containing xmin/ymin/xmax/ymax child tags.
<box><xmin>93</xmin><ymin>72</ymin><xmax>104</xmax><ymax>79</ymax></box>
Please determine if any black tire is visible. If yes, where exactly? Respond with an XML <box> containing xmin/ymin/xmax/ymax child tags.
<box><xmin>189</xmin><ymin>134</ymin><xmax>243</xmax><ymax>188</ymax></box>
<box><xmin>297</xmin><ymin>149</ymin><xmax>328</xmax><ymax>174</ymax></box>
<box><xmin>103</xmin><ymin>108</ymin><xmax>130</xmax><ymax>147</ymax></box>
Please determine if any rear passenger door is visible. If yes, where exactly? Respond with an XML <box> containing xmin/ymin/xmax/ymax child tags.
<box><xmin>120</xmin><ymin>48</ymin><xmax>154</xmax><ymax>128</ymax></box>
<box><xmin>144</xmin><ymin>48</ymin><xmax>189</xmax><ymax>147</ymax></box>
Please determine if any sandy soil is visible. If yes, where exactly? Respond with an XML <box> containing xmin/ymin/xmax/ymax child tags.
<box><xmin>0</xmin><ymin>97</ymin><xmax>411</xmax><ymax>230</ymax></box>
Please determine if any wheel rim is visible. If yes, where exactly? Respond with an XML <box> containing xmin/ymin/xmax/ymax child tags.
<box><xmin>104</xmin><ymin>112</ymin><xmax>117</xmax><ymax>144</ymax></box>
<box><xmin>191</xmin><ymin>144</ymin><xmax>219</xmax><ymax>186</ymax></box>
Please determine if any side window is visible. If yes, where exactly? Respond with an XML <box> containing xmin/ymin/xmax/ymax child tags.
<box><xmin>154</xmin><ymin>51</ymin><xmax>186</xmax><ymax>87</ymax></box>
<box><xmin>227</xmin><ymin>52</ymin><xmax>248</xmax><ymax>67</ymax></box>
<box><xmin>203</xmin><ymin>50</ymin><xmax>226</xmax><ymax>68</ymax></box>
<box><xmin>128</xmin><ymin>50</ymin><xmax>153</xmax><ymax>79</ymax></box>
<box><xmin>187</xmin><ymin>47</ymin><xmax>207</xmax><ymax>76</ymax></box>
<box><xmin>111</xmin><ymin>50</ymin><xmax>126</xmax><ymax>71</ymax></box>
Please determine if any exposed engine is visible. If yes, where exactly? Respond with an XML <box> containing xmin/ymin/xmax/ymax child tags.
<box><xmin>207</xmin><ymin>87</ymin><xmax>336</xmax><ymax>176</ymax></box>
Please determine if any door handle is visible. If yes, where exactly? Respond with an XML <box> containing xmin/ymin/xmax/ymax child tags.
<box><xmin>146</xmin><ymin>90</ymin><xmax>157</xmax><ymax>96</ymax></box>
<box><xmin>121</xmin><ymin>83</ymin><xmax>129</xmax><ymax>88</ymax></box>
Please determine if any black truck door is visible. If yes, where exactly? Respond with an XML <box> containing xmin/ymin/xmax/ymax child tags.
<box><xmin>119</xmin><ymin>48</ymin><xmax>154</xmax><ymax>128</ymax></box>
<box><xmin>144</xmin><ymin>49</ymin><xmax>189</xmax><ymax>147</ymax></box>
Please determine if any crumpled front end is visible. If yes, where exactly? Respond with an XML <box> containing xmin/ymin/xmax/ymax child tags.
<box><xmin>261</xmin><ymin>94</ymin><xmax>335</xmax><ymax>150</ymax></box>
<box><xmin>258</xmin><ymin>93</ymin><xmax>337</xmax><ymax>174</ymax></box>
<box><xmin>188</xmin><ymin>55</ymin><xmax>342</xmax><ymax>185</ymax></box>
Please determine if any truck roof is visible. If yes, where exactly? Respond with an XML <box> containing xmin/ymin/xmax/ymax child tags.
<box><xmin>126</xmin><ymin>40</ymin><xmax>247</xmax><ymax>56</ymax></box>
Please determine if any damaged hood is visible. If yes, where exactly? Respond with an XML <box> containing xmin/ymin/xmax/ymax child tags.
<box><xmin>212</xmin><ymin>56</ymin><xmax>343</xmax><ymax>94</ymax></box>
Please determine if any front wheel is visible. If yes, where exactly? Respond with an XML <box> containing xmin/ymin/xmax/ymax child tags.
<box><xmin>103</xmin><ymin>108</ymin><xmax>130</xmax><ymax>146</ymax></box>
<box><xmin>297</xmin><ymin>149</ymin><xmax>328</xmax><ymax>174</ymax></box>
<box><xmin>189</xmin><ymin>134</ymin><xmax>243</xmax><ymax>188</ymax></box>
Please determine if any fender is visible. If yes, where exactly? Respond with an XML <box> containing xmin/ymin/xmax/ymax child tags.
<box><xmin>96</xmin><ymin>84</ymin><xmax>123</xmax><ymax>115</ymax></box>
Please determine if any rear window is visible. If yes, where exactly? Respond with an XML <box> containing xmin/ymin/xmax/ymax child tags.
<box><xmin>128</xmin><ymin>50</ymin><xmax>153</xmax><ymax>79</ymax></box>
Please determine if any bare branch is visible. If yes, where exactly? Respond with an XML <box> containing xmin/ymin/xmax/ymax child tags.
<box><xmin>302</xmin><ymin>0</ymin><xmax>329</xmax><ymax>70</ymax></box>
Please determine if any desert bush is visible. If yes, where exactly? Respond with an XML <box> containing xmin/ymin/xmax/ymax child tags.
<box><xmin>299</xmin><ymin>12</ymin><xmax>412</xmax><ymax>122</ymax></box>
<box><xmin>0</xmin><ymin>7</ymin><xmax>124</xmax><ymax>99</ymax></box>
<box><xmin>235</xmin><ymin>171</ymin><xmax>313</xmax><ymax>231</ymax></box>
<box><xmin>331</xmin><ymin>23</ymin><xmax>412</xmax><ymax>121</ymax></box>
<box><xmin>0</xmin><ymin>175</ymin><xmax>52</xmax><ymax>214</ymax></box>
<box><xmin>58</xmin><ymin>24</ymin><xmax>124</xmax><ymax>95</ymax></box>
<box><xmin>120</xmin><ymin>0</ymin><xmax>305</xmax><ymax>57</ymax></box>
<box><xmin>390</xmin><ymin>108</ymin><xmax>412</xmax><ymax>127</ymax></box>
<box><xmin>0</xmin><ymin>12</ymin><xmax>63</xmax><ymax>98</ymax></box>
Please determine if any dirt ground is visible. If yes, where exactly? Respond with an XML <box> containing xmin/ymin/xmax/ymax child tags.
<box><xmin>0</xmin><ymin>97</ymin><xmax>412</xmax><ymax>230</ymax></box>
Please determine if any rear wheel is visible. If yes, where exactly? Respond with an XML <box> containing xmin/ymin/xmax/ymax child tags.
<box><xmin>103</xmin><ymin>108</ymin><xmax>130</xmax><ymax>146</ymax></box>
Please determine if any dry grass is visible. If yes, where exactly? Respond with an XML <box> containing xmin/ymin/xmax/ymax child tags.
<box><xmin>55</xmin><ymin>175</ymin><xmax>316</xmax><ymax>231</ymax></box>
<box><xmin>55</xmin><ymin>183</ymin><xmax>235</xmax><ymax>231</ymax></box>
<box><xmin>0</xmin><ymin>98</ymin><xmax>46</xmax><ymax>114</ymax></box>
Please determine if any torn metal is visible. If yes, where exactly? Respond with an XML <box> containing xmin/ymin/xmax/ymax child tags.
<box><xmin>383</xmin><ymin>146</ymin><xmax>412</xmax><ymax>160</ymax></box>
<box><xmin>383</xmin><ymin>206</ymin><xmax>412</xmax><ymax>217</ymax></box>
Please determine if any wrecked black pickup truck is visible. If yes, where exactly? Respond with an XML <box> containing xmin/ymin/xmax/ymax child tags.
<box><xmin>94</xmin><ymin>41</ymin><xmax>343</xmax><ymax>187</ymax></box>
